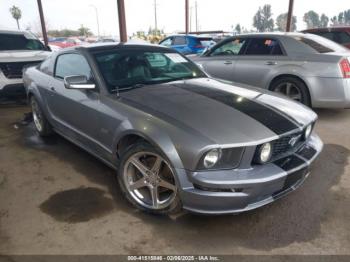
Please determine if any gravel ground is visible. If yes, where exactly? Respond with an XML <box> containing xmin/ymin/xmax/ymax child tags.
<box><xmin>0</xmin><ymin>105</ymin><xmax>349</xmax><ymax>255</ymax></box>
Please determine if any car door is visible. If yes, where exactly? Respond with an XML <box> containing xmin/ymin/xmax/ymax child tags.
<box><xmin>172</xmin><ymin>36</ymin><xmax>190</xmax><ymax>54</ymax></box>
<box><xmin>47</xmin><ymin>52</ymin><xmax>109</xmax><ymax>156</ymax></box>
<box><xmin>233</xmin><ymin>37</ymin><xmax>288</xmax><ymax>88</ymax></box>
<box><xmin>196</xmin><ymin>37</ymin><xmax>248</xmax><ymax>81</ymax></box>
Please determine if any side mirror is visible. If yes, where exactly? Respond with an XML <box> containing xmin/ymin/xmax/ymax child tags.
<box><xmin>64</xmin><ymin>75</ymin><xmax>96</xmax><ymax>90</ymax></box>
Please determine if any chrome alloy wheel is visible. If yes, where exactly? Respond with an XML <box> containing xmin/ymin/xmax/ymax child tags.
<box><xmin>274</xmin><ymin>82</ymin><xmax>302</xmax><ymax>102</ymax></box>
<box><xmin>123</xmin><ymin>151</ymin><xmax>177</xmax><ymax>210</ymax></box>
<box><xmin>31</xmin><ymin>99</ymin><xmax>43</xmax><ymax>132</ymax></box>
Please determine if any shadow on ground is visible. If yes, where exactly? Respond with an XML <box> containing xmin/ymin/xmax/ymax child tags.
<box><xmin>13</xmin><ymin>117</ymin><xmax>350</xmax><ymax>251</ymax></box>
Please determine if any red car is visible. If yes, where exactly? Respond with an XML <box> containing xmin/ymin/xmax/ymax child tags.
<box><xmin>303</xmin><ymin>27</ymin><xmax>350</xmax><ymax>49</ymax></box>
<box><xmin>49</xmin><ymin>37</ymin><xmax>83</xmax><ymax>49</ymax></box>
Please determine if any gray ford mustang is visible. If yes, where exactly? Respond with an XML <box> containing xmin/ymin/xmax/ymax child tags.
<box><xmin>23</xmin><ymin>43</ymin><xmax>323</xmax><ymax>215</ymax></box>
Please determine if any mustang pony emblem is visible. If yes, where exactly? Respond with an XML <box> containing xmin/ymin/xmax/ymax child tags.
<box><xmin>289</xmin><ymin>134</ymin><xmax>302</xmax><ymax>147</ymax></box>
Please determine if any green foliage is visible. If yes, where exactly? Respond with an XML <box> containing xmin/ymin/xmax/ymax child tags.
<box><xmin>235</xmin><ymin>24</ymin><xmax>241</xmax><ymax>34</ymax></box>
<box><xmin>253</xmin><ymin>5</ymin><xmax>274</xmax><ymax>32</ymax></box>
<box><xmin>9</xmin><ymin>5</ymin><xmax>22</xmax><ymax>30</ymax></box>
<box><xmin>78</xmin><ymin>24</ymin><xmax>92</xmax><ymax>37</ymax></box>
<box><xmin>303</xmin><ymin>10</ymin><xmax>320</xmax><ymax>29</ymax></box>
<box><xmin>320</xmin><ymin>14</ymin><xmax>329</xmax><ymax>27</ymax></box>
<box><xmin>331</xmin><ymin>9</ymin><xmax>350</xmax><ymax>26</ymax></box>
<box><xmin>276</xmin><ymin>13</ymin><xmax>297</xmax><ymax>31</ymax></box>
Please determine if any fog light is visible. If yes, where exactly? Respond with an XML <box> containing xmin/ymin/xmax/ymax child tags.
<box><xmin>259</xmin><ymin>143</ymin><xmax>272</xmax><ymax>163</ymax></box>
<box><xmin>304</xmin><ymin>125</ymin><xmax>312</xmax><ymax>139</ymax></box>
<box><xmin>203</xmin><ymin>149</ymin><xmax>221</xmax><ymax>168</ymax></box>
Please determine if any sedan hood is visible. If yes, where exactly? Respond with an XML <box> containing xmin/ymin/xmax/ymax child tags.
<box><xmin>0</xmin><ymin>50</ymin><xmax>50</xmax><ymax>63</ymax></box>
<box><xmin>120</xmin><ymin>78</ymin><xmax>317</xmax><ymax>146</ymax></box>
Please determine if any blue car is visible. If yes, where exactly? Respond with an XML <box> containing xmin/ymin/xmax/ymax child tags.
<box><xmin>159</xmin><ymin>35</ymin><xmax>215</xmax><ymax>55</ymax></box>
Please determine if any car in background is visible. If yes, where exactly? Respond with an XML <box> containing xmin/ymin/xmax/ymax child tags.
<box><xmin>96</xmin><ymin>38</ymin><xmax>117</xmax><ymax>43</ymax></box>
<box><xmin>23</xmin><ymin>43</ymin><xmax>322</xmax><ymax>215</ymax></box>
<box><xmin>49</xmin><ymin>37</ymin><xmax>84</xmax><ymax>49</ymax></box>
<box><xmin>303</xmin><ymin>27</ymin><xmax>350</xmax><ymax>49</ymax></box>
<box><xmin>159</xmin><ymin>35</ymin><xmax>215</xmax><ymax>55</ymax></box>
<box><xmin>192</xmin><ymin>32</ymin><xmax>350</xmax><ymax>108</ymax></box>
<box><xmin>0</xmin><ymin>30</ymin><xmax>51</xmax><ymax>97</ymax></box>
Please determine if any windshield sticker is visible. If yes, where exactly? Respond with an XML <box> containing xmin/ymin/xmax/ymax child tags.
<box><xmin>165</xmin><ymin>53</ymin><xmax>187</xmax><ymax>63</ymax></box>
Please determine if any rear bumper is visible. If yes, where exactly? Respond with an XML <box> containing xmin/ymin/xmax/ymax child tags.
<box><xmin>176</xmin><ymin>134</ymin><xmax>323</xmax><ymax>214</ymax></box>
<box><xmin>306</xmin><ymin>77</ymin><xmax>350</xmax><ymax>108</ymax></box>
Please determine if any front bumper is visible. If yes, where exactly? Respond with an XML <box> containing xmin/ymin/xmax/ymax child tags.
<box><xmin>0</xmin><ymin>71</ymin><xmax>25</xmax><ymax>96</ymax></box>
<box><xmin>176</xmin><ymin>134</ymin><xmax>323</xmax><ymax>214</ymax></box>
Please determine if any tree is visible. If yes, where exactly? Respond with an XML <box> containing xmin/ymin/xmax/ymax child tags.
<box><xmin>78</xmin><ymin>25</ymin><xmax>92</xmax><ymax>37</ymax></box>
<box><xmin>303</xmin><ymin>11</ymin><xmax>320</xmax><ymax>29</ymax></box>
<box><xmin>330</xmin><ymin>9</ymin><xmax>350</xmax><ymax>26</ymax></box>
<box><xmin>235</xmin><ymin>24</ymin><xmax>241</xmax><ymax>34</ymax></box>
<box><xmin>320</xmin><ymin>14</ymin><xmax>329</xmax><ymax>27</ymax></box>
<box><xmin>9</xmin><ymin>5</ymin><xmax>22</xmax><ymax>30</ymax></box>
<box><xmin>276</xmin><ymin>13</ymin><xmax>297</xmax><ymax>31</ymax></box>
<box><xmin>253</xmin><ymin>5</ymin><xmax>274</xmax><ymax>32</ymax></box>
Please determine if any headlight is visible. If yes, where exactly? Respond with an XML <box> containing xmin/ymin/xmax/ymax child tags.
<box><xmin>259</xmin><ymin>142</ymin><xmax>272</xmax><ymax>163</ymax></box>
<box><xmin>304</xmin><ymin>125</ymin><xmax>312</xmax><ymax>139</ymax></box>
<box><xmin>203</xmin><ymin>149</ymin><xmax>221</xmax><ymax>168</ymax></box>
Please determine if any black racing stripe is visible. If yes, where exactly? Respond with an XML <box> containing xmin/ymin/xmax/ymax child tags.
<box><xmin>178</xmin><ymin>84</ymin><xmax>299</xmax><ymax>135</ymax></box>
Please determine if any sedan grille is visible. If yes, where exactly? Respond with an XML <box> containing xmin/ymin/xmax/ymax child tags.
<box><xmin>0</xmin><ymin>61</ymin><xmax>40</xmax><ymax>79</ymax></box>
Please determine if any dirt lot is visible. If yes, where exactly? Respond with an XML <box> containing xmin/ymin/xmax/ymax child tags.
<box><xmin>0</xmin><ymin>104</ymin><xmax>350</xmax><ymax>255</ymax></box>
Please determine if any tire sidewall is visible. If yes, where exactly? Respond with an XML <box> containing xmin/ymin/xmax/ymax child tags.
<box><xmin>30</xmin><ymin>96</ymin><xmax>52</xmax><ymax>136</ymax></box>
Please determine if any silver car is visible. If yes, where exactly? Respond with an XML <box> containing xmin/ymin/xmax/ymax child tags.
<box><xmin>192</xmin><ymin>33</ymin><xmax>350</xmax><ymax>108</ymax></box>
<box><xmin>23</xmin><ymin>44</ymin><xmax>322</xmax><ymax>215</ymax></box>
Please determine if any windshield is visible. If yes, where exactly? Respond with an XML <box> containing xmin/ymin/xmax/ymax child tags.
<box><xmin>0</xmin><ymin>33</ymin><xmax>46</xmax><ymax>51</ymax></box>
<box><xmin>93</xmin><ymin>48</ymin><xmax>206</xmax><ymax>92</ymax></box>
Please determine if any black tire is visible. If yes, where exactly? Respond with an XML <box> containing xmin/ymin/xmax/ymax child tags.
<box><xmin>117</xmin><ymin>142</ymin><xmax>182</xmax><ymax>215</ymax></box>
<box><xmin>30</xmin><ymin>96</ymin><xmax>53</xmax><ymax>137</ymax></box>
<box><xmin>270</xmin><ymin>77</ymin><xmax>311</xmax><ymax>107</ymax></box>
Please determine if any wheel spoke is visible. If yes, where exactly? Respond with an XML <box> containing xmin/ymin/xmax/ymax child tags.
<box><xmin>130</xmin><ymin>157</ymin><xmax>149</xmax><ymax>176</ymax></box>
<box><xmin>151</xmin><ymin>156</ymin><xmax>162</xmax><ymax>174</ymax></box>
<box><xmin>150</xmin><ymin>186</ymin><xmax>159</xmax><ymax>208</ymax></box>
<box><xmin>286</xmin><ymin>83</ymin><xmax>292</xmax><ymax>96</ymax></box>
<box><xmin>159</xmin><ymin>179</ymin><xmax>176</xmax><ymax>191</ymax></box>
<box><xmin>129</xmin><ymin>177</ymin><xmax>147</xmax><ymax>190</ymax></box>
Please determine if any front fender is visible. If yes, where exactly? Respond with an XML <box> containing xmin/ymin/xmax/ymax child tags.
<box><xmin>111</xmin><ymin>117</ymin><xmax>185</xmax><ymax>170</ymax></box>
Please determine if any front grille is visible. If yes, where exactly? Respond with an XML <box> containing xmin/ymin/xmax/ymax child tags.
<box><xmin>271</xmin><ymin>132</ymin><xmax>305</xmax><ymax>161</ymax></box>
<box><xmin>0</xmin><ymin>61</ymin><xmax>40</xmax><ymax>79</ymax></box>
<box><xmin>254</xmin><ymin>130</ymin><xmax>306</xmax><ymax>164</ymax></box>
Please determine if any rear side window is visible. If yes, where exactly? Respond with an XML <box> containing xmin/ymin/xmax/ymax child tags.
<box><xmin>173</xmin><ymin>36</ymin><xmax>187</xmax><ymax>45</ymax></box>
<box><xmin>55</xmin><ymin>53</ymin><xmax>92</xmax><ymax>79</ymax></box>
<box><xmin>244</xmin><ymin>38</ymin><xmax>284</xmax><ymax>55</ymax></box>
<box><xmin>293</xmin><ymin>36</ymin><xmax>334</xmax><ymax>53</ymax></box>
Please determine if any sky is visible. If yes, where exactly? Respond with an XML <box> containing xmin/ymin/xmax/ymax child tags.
<box><xmin>0</xmin><ymin>0</ymin><xmax>349</xmax><ymax>37</ymax></box>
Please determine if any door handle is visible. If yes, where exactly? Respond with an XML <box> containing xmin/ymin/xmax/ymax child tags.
<box><xmin>50</xmin><ymin>87</ymin><xmax>56</xmax><ymax>92</ymax></box>
<box><xmin>265</xmin><ymin>61</ymin><xmax>277</xmax><ymax>66</ymax></box>
<box><xmin>224</xmin><ymin>61</ymin><xmax>233</xmax><ymax>65</ymax></box>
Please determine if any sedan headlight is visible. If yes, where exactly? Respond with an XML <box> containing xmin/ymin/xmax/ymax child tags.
<box><xmin>203</xmin><ymin>149</ymin><xmax>221</xmax><ymax>168</ymax></box>
<box><xmin>257</xmin><ymin>142</ymin><xmax>272</xmax><ymax>164</ymax></box>
<box><xmin>304</xmin><ymin>124</ymin><xmax>313</xmax><ymax>139</ymax></box>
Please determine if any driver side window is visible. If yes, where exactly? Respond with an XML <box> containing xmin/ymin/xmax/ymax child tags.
<box><xmin>211</xmin><ymin>38</ymin><xmax>247</xmax><ymax>56</ymax></box>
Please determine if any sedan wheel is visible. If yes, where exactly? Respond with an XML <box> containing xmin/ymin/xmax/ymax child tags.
<box><xmin>274</xmin><ymin>82</ymin><xmax>302</xmax><ymax>102</ymax></box>
<box><xmin>123</xmin><ymin>151</ymin><xmax>177</xmax><ymax>210</ymax></box>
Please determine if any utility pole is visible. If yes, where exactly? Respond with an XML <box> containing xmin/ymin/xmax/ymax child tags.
<box><xmin>190</xmin><ymin>6</ymin><xmax>193</xmax><ymax>32</ymax></box>
<box><xmin>90</xmin><ymin>5</ymin><xmax>100</xmax><ymax>37</ymax></box>
<box><xmin>185</xmin><ymin>0</ymin><xmax>189</xmax><ymax>34</ymax></box>
<box><xmin>154</xmin><ymin>0</ymin><xmax>158</xmax><ymax>35</ymax></box>
<box><xmin>37</xmin><ymin>0</ymin><xmax>48</xmax><ymax>46</ymax></box>
<box><xmin>116</xmin><ymin>0</ymin><xmax>127</xmax><ymax>42</ymax></box>
<box><xmin>195</xmin><ymin>1</ymin><xmax>198</xmax><ymax>32</ymax></box>
<box><xmin>286</xmin><ymin>0</ymin><xmax>294</xmax><ymax>32</ymax></box>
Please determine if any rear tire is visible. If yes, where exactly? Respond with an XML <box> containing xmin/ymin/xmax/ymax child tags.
<box><xmin>270</xmin><ymin>77</ymin><xmax>311</xmax><ymax>107</ymax></box>
<box><xmin>117</xmin><ymin>142</ymin><xmax>182</xmax><ymax>215</ymax></box>
<box><xmin>30</xmin><ymin>96</ymin><xmax>53</xmax><ymax>137</ymax></box>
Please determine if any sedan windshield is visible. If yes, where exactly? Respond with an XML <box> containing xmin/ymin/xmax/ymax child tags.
<box><xmin>0</xmin><ymin>33</ymin><xmax>46</xmax><ymax>51</ymax></box>
<box><xmin>93</xmin><ymin>48</ymin><xmax>206</xmax><ymax>91</ymax></box>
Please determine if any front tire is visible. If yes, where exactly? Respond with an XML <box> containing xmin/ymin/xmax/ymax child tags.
<box><xmin>270</xmin><ymin>77</ymin><xmax>311</xmax><ymax>107</ymax></box>
<box><xmin>31</xmin><ymin>96</ymin><xmax>53</xmax><ymax>136</ymax></box>
<box><xmin>117</xmin><ymin>142</ymin><xmax>182</xmax><ymax>215</ymax></box>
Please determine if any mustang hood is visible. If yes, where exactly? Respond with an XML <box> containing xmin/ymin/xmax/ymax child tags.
<box><xmin>120</xmin><ymin>78</ymin><xmax>317</xmax><ymax>146</ymax></box>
